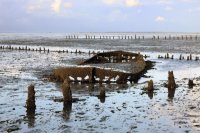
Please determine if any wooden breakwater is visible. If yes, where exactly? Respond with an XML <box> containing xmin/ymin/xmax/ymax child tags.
<box><xmin>65</xmin><ymin>34</ymin><xmax>199</xmax><ymax>40</ymax></box>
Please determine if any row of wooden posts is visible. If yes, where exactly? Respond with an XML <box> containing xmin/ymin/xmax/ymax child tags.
<box><xmin>158</xmin><ymin>53</ymin><xmax>200</xmax><ymax>61</ymax></box>
<box><xmin>0</xmin><ymin>45</ymin><xmax>99</xmax><ymax>55</ymax></box>
<box><xmin>2</xmin><ymin>45</ymin><xmax>200</xmax><ymax>62</ymax></box>
<box><xmin>66</xmin><ymin>35</ymin><xmax>199</xmax><ymax>40</ymax></box>
<box><xmin>26</xmin><ymin>71</ymin><xmax>194</xmax><ymax>112</ymax></box>
<box><xmin>66</xmin><ymin>35</ymin><xmax>144</xmax><ymax>40</ymax></box>
<box><xmin>152</xmin><ymin>35</ymin><xmax>198</xmax><ymax>40</ymax></box>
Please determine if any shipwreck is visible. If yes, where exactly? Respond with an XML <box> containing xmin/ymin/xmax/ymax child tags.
<box><xmin>48</xmin><ymin>51</ymin><xmax>153</xmax><ymax>84</ymax></box>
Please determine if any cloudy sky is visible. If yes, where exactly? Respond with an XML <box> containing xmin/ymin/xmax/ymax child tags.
<box><xmin>0</xmin><ymin>0</ymin><xmax>200</xmax><ymax>32</ymax></box>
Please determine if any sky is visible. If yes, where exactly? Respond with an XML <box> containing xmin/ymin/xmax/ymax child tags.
<box><xmin>0</xmin><ymin>0</ymin><xmax>200</xmax><ymax>33</ymax></box>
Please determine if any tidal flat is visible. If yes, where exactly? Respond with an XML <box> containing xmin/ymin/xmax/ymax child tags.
<box><xmin>0</xmin><ymin>33</ymin><xmax>200</xmax><ymax>133</ymax></box>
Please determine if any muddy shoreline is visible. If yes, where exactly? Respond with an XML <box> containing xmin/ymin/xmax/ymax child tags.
<box><xmin>0</xmin><ymin>36</ymin><xmax>200</xmax><ymax>133</ymax></box>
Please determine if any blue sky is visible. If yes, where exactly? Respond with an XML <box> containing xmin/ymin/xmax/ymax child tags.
<box><xmin>0</xmin><ymin>0</ymin><xmax>200</xmax><ymax>32</ymax></box>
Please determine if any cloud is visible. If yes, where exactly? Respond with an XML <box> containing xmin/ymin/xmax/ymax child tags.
<box><xmin>26</xmin><ymin>0</ymin><xmax>46</xmax><ymax>13</ymax></box>
<box><xmin>102</xmin><ymin>0</ymin><xmax>141</xmax><ymax>7</ymax></box>
<box><xmin>125</xmin><ymin>0</ymin><xmax>141</xmax><ymax>7</ymax></box>
<box><xmin>102</xmin><ymin>0</ymin><xmax>118</xmax><ymax>5</ymax></box>
<box><xmin>64</xmin><ymin>2</ymin><xmax>73</xmax><ymax>9</ymax></box>
<box><xmin>187</xmin><ymin>7</ymin><xmax>200</xmax><ymax>13</ymax></box>
<box><xmin>108</xmin><ymin>10</ymin><xmax>128</xmax><ymax>21</ymax></box>
<box><xmin>155</xmin><ymin>16</ymin><xmax>165</xmax><ymax>22</ymax></box>
<box><xmin>158</xmin><ymin>0</ymin><xmax>173</xmax><ymax>5</ymax></box>
<box><xmin>26</xmin><ymin>0</ymin><xmax>73</xmax><ymax>15</ymax></box>
<box><xmin>165</xmin><ymin>6</ymin><xmax>173</xmax><ymax>11</ymax></box>
<box><xmin>51</xmin><ymin>0</ymin><xmax>62</xmax><ymax>13</ymax></box>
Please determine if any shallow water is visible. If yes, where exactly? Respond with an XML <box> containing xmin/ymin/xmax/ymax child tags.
<box><xmin>0</xmin><ymin>33</ymin><xmax>200</xmax><ymax>133</ymax></box>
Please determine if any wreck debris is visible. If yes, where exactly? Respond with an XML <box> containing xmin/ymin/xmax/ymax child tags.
<box><xmin>79</xmin><ymin>51</ymin><xmax>145</xmax><ymax>65</ymax></box>
<box><xmin>52</xmin><ymin>67</ymin><xmax>130</xmax><ymax>84</ymax></box>
<box><xmin>26</xmin><ymin>84</ymin><xmax>36</xmax><ymax>112</ymax></box>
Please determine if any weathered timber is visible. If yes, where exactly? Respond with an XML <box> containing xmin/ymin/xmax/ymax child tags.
<box><xmin>168</xmin><ymin>71</ymin><xmax>176</xmax><ymax>98</ymax></box>
<box><xmin>26</xmin><ymin>84</ymin><xmax>36</xmax><ymax>111</ymax></box>
<box><xmin>79</xmin><ymin>51</ymin><xmax>143</xmax><ymax>64</ymax></box>
<box><xmin>48</xmin><ymin>51</ymin><xmax>153</xmax><ymax>84</ymax></box>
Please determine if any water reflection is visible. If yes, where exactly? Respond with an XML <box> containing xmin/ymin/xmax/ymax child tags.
<box><xmin>26</xmin><ymin>109</ymin><xmax>35</xmax><ymax>128</ymax></box>
<box><xmin>167</xmin><ymin>87</ymin><xmax>176</xmax><ymax>105</ymax></box>
<box><xmin>147</xmin><ymin>91</ymin><xmax>153</xmax><ymax>99</ymax></box>
<box><xmin>63</xmin><ymin>102</ymin><xmax>72</xmax><ymax>120</ymax></box>
<box><xmin>168</xmin><ymin>88</ymin><xmax>176</xmax><ymax>99</ymax></box>
<box><xmin>69</xmin><ymin>83</ymin><xmax>129</xmax><ymax>96</ymax></box>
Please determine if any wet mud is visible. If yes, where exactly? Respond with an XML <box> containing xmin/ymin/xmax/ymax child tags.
<box><xmin>0</xmin><ymin>35</ymin><xmax>200</xmax><ymax>133</ymax></box>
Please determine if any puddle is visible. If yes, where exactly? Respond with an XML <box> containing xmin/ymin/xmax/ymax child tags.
<box><xmin>0</xmin><ymin>35</ymin><xmax>200</xmax><ymax>133</ymax></box>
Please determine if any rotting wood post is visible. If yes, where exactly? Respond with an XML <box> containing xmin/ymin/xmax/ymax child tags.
<box><xmin>26</xmin><ymin>84</ymin><xmax>36</xmax><ymax>111</ymax></box>
<box><xmin>62</xmin><ymin>79</ymin><xmax>72</xmax><ymax>104</ymax></box>
<box><xmin>99</xmin><ymin>87</ymin><xmax>105</xmax><ymax>98</ymax></box>
<box><xmin>89</xmin><ymin>67</ymin><xmax>95</xmax><ymax>83</ymax></box>
<box><xmin>168</xmin><ymin>71</ymin><xmax>176</xmax><ymax>98</ymax></box>
<box><xmin>187</xmin><ymin>56</ymin><xmax>190</xmax><ymax>60</ymax></box>
<box><xmin>171</xmin><ymin>55</ymin><xmax>174</xmax><ymax>59</ymax></box>
<box><xmin>147</xmin><ymin>80</ymin><xmax>154</xmax><ymax>91</ymax></box>
<box><xmin>195</xmin><ymin>56</ymin><xmax>199</xmax><ymax>61</ymax></box>
<box><xmin>179</xmin><ymin>54</ymin><xmax>182</xmax><ymax>60</ymax></box>
<box><xmin>189</xmin><ymin>54</ymin><xmax>192</xmax><ymax>60</ymax></box>
<box><xmin>188</xmin><ymin>79</ymin><xmax>194</xmax><ymax>88</ymax></box>
<box><xmin>99</xmin><ymin>85</ymin><xmax>106</xmax><ymax>103</ymax></box>
<box><xmin>167</xmin><ymin>53</ymin><xmax>169</xmax><ymax>59</ymax></box>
